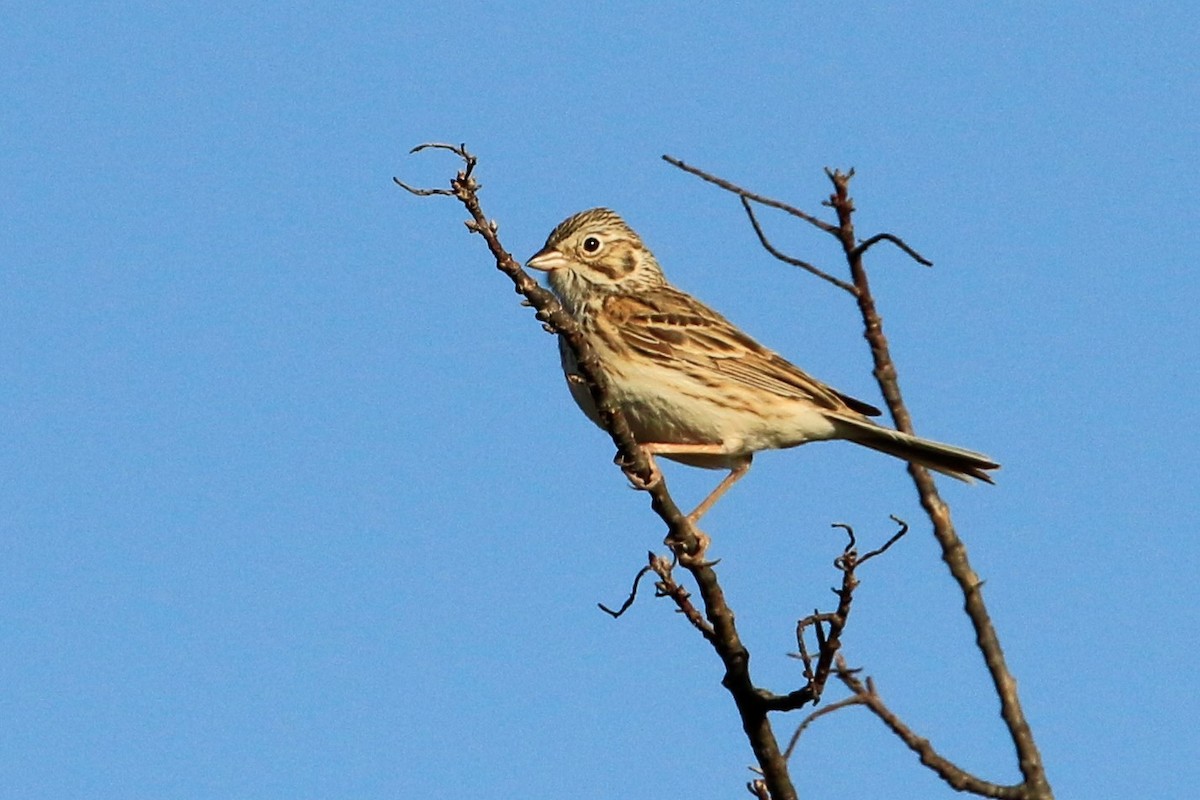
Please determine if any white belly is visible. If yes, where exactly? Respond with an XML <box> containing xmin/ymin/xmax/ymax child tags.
<box><xmin>557</xmin><ymin>335</ymin><xmax>839</xmax><ymax>469</ymax></box>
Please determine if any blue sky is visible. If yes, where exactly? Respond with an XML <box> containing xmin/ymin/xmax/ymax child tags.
<box><xmin>2</xmin><ymin>3</ymin><xmax>1197</xmax><ymax>798</ymax></box>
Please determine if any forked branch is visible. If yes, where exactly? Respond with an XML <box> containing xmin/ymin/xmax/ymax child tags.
<box><xmin>397</xmin><ymin>144</ymin><xmax>799</xmax><ymax>800</ymax></box>
<box><xmin>665</xmin><ymin>156</ymin><xmax>1052</xmax><ymax>799</ymax></box>
<box><xmin>792</xmin><ymin>517</ymin><xmax>908</xmax><ymax>705</ymax></box>
<box><xmin>400</xmin><ymin>145</ymin><xmax>1049</xmax><ymax>800</ymax></box>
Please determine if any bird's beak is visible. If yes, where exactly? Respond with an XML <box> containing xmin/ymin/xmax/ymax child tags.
<box><xmin>526</xmin><ymin>246</ymin><xmax>568</xmax><ymax>272</ymax></box>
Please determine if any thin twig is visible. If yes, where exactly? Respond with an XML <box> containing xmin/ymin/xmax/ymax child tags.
<box><xmin>791</xmin><ymin>611</ymin><xmax>836</xmax><ymax>683</ymax></box>
<box><xmin>852</xmin><ymin>232</ymin><xmax>933</xmax><ymax>266</ymax></box>
<box><xmin>392</xmin><ymin>180</ymin><xmax>454</xmax><ymax>197</ymax></box>
<box><xmin>662</xmin><ymin>155</ymin><xmax>838</xmax><ymax>234</ymax></box>
<box><xmin>598</xmin><ymin>561</ymin><xmax>654</xmax><ymax>618</ymax></box>
<box><xmin>834</xmin><ymin>658</ymin><xmax>1027</xmax><ymax>799</ymax></box>
<box><xmin>740</xmin><ymin>198</ymin><xmax>857</xmax><ymax>294</ymax></box>
<box><xmin>783</xmin><ymin>694</ymin><xmax>866</xmax><ymax>760</ymax></box>
<box><xmin>860</xmin><ymin>515</ymin><xmax>908</xmax><ymax>565</ymax></box>
<box><xmin>392</xmin><ymin>142</ymin><xmax>476</xmax><ymax>196</ymax></box>
<box><xmin>800</xmin><ymin>525</ymin><xmax>858</xmax><ymax>704</ymax></box>
<box><xmin>649</xmin><ymin>552</ymin><xmax>715</xmax><ymax>641</ymax></box>
<box><xmin>790</xmin><ymin>518</ymin><xmax>907</xmax><ymax>708</ymax></box>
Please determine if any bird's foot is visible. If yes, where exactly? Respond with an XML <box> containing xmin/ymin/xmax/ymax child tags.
<box><xmin>676</xmin><ymin>529</ymin><xmax>716</xmax><ymax>569</ymax></box>
<box><xmin>616</xmin><ymin>449</ymin><xmax>662</xmax><ymax>491</ymax></box>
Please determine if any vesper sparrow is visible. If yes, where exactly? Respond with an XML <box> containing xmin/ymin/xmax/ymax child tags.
<box><xmin>527</xmin><ymin>208</ymin><xmax>998</xmax><ymax>521</ymax></box>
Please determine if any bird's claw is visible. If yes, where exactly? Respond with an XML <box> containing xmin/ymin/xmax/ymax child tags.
<box><xmin>616</xmin><ymin>450</ymin><xmax>662</xmax><ymax>491</ymax></box>
<box><xmin>676</xmin><ymin>529</ymin><xmax>715</xmax><ymax>568</ymax></box>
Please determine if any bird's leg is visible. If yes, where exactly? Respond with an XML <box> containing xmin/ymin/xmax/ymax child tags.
<box><xmin>640</xmin><ymin>444</ymin><xmax>752</xmax><ymax>523</ymax></box>
<box><xmin>685</xmin><ymin>462</ymin><xmax>751</xmax><ymax>523</ymax></box>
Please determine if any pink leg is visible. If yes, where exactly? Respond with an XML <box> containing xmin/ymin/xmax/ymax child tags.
<box><xmin>640</xmin><ymin>443</ymin><xmax>752</xmax><ymax>522</ymax></box>
<box><xmin>685</xmin><ymin>462</ymin><xmax>751</xmax><ymax>522</ymax></box>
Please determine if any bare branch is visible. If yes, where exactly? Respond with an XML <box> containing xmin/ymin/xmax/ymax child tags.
<box><xmin>859</xmin><ymin>515</ymin><xmax>909</xmax><ymax>565</ymax></box>
<box><xmin>395</xmin><ymin>144</ymin><xmax>669</xmax><ymax>513</ymax></box>
<box><xmin>662</xmin><ymin>157</ymin><xmax>1049</xmax><ymax>795</ymax></box>
<box><xmin>398</xmin><ymin>144</ymin><xmax>800</xmax><ymax>800</ymax></box>
<box><xmin>834</xmin><ymin>659</ymin><xmax>1027</xmax><ymax>799</ymax></box>
<box><xmin>823</xmin><ymin>169</ymin><xmax>1051</xmax><ymax>798</ymax></box>
<box><xmin>409</xmin><ymin>141</ymin><xmax>472</xmax><ymax>157</ymax></box>
<box><xmin>852</xmin><ymin>232</ymin><xmax>934</xmax><ymax>266</ymax></box>
<box><xmin>783</xmin><ymin>694</ymin><xmax>866</xmax><ymax>760</ymax></box>
<box><xmin>662</xmin><ymin>155</ymin><xmax>838</xmax><ymax>235</ymax></box>
<box><xmin>791</xmin><ymin>610</ymin><xmax>833</xmax><ymax>684</ymax></box>
<box><xmin>598</xmin><ymin>560</ymin><xmax>654</xmax><ymax>618</ymax></box>
<box><xmin>831</xmin><ymin>522</ymin><xmax>857</xmax><ymax>552</ymax></box>
<box><xmin>391</xmin><ymin>179</ymin><xmax>454</xmax><ymax>197</ymax></box>
<box><xmin>739</xmin><ymin>198</ymin><xmax>858</xmax><ymax>294</ymax></box>
<box><xmin>664</xmin><ymin>154</ymin><xmax>1050</xmax><ymax>797</ymax></box>
<box><xmin>649</xmin><ymin>552</ymin><xmax>715</xmax><ymax>641</ymax></box>
<box><xmin>402</xmin><ymin>146</ymin><xmax>1050</xmax><ymax>800</ymax></box>
<box><xmin>785</xmin><ymin>517</ymin><xmax>908</xmax><ymax>710</ymax></box>
<box><xmin>392</xmin><ymin>142</ymin><xmax>477</xmax><ymax>196</ymax></box>
<box><xmin>800</xmin><ymin>526</ymin><xmax>855</xmax><ymax>702</ymax></box>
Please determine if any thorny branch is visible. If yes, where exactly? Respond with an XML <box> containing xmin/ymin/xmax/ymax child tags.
<box><xmin>664</xmin><ymin>156</ymin><xmax>1052</xmax><ymax>799</ymax></box>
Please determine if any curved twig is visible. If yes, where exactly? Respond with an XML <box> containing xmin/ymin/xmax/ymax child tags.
<box><xmin>783</xmin><ymin>694</ymin><xmax>867</xmax><ymax>760</ymax></box>
<box><xmin>859</xmin><ymin>515</ymin><xmax>909</xmax><ymax>565</ymax></box>
<box><xmin>834</xmin><ymin>659</ymin><xmax>1026</xmax><ymax>799</ymax></box>
<box><xmin>662</xmin><ymin>155</ymin><xmax>838</xmax><ymax>235</ymax></box>
<box><xmin>852</xmin><ymin>232</ymin><xmax>933</xmax><ymax>266</ymax></box>
<box><xmin>392</xmin><ymin>142</ymin><xmax>476</xmax><ymax>196</ymax></box>
<box><xmin>598</xmin><ymin>560</ymin><xmax>654</xmax><ymax>618</ymax></box>
<box><xmin>740</xmin><ymin>198</ymin><xmax>857</xmax><ymax>294</ymax></box>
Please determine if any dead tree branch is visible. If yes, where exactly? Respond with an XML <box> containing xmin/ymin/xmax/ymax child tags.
<box><xmin>401</xmin><ymin>145</ymin><xmax>1047</xmax><ymax>800</ymax></box>
<box><xmin>597</xmin><ymin>559</ymin><xmax>655</xmax><ymax>619</ymax></box>
<box><xmin>792</xmin><ymin>517</ymin><xmax>909</xmax><ymax>706</ymax></box>
<box><xmin>663</xmin><ymin>155</ymin><xmax>836</xmax><ymax>234</ymax></box>
<box><xmin>739</xmin><ymin>197</ymin><xmax>856</xmax><ymax>293</ymax></box>
<box><xmin>783</xmin><ymin>693</ymin><xmax>866</xmax><ymax>760</ymax></box>
<box><xmin>833</xmin><ymin>659</ymin><xmax>1028</xmax><ymax>799</ymax></box>
<box><xmin>664</xmin><ymin>155</ymin><xmax>1052</xmax><ymax>799</ymax></box>
<box><xmin>852</xmin><ymin>232</ymin><xmax>934</xmax><ymax>265</ymax></box>
<box><xmin>825</xmin><ymin>170</ymin><xmax>1050</xmax><ymax>798</ymax></box>
<box><xmin>397</xmin><ymin>143</ymin><xmax>800</xmax><ymax>800</ymax></box>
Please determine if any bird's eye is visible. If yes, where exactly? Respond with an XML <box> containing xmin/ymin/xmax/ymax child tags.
<box><xmin>582</xmin><ymin>236</ymin><xmax>602</xmax><ymax>253</ymax></box>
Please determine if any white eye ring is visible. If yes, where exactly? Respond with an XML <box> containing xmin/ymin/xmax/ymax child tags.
<box><xmin>581</xmin><ymin>235</ymin><xmax>603</xmax><ymax>254</ymax></box>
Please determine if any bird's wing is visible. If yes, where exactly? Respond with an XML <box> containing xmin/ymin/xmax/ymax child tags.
<box><xmin>603</xmin><ymin>289</ymin><xmax>880</xmax><ymax>417</ymax></box>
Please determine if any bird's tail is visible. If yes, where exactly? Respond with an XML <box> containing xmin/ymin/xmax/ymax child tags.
<box><xmin>831</xmin><ymin>415</ymin><xmax>999</xmax><ymax>483</ymax></box>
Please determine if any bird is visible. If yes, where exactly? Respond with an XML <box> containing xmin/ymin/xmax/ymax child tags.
<box><xmin>526</xmin><ymin>207</ymin><xmax>998</xmax><ymax>522</ymax></box>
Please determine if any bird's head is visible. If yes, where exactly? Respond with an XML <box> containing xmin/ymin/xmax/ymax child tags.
<box><xmin>527</xmin><ymin>208</ymin><xmax>666</xmax><ymax>312</ymax></box>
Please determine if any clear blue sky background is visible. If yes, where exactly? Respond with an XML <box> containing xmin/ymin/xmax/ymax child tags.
<box><xmin>3</xmin><ymin>3</ymin><xmax>1197</xmax><ymax>798</ymax></box>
